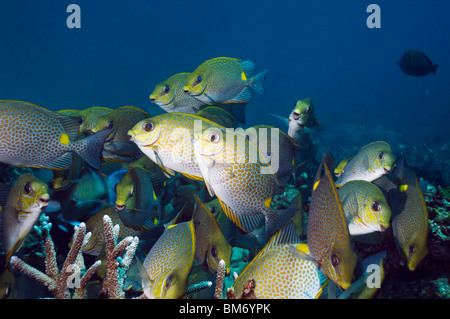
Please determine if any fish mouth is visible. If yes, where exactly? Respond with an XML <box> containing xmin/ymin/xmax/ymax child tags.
<box><xmin>292</xmin><ymin>111</ymin><xmax>301</xmax><ymax>120</ymax></box>
<box><xmin>39</xmin><ymin>196</ymin><xmax>50</xmax><ymax>207</ymax></box>
<box><xmin>383</xmin><ymin>167</ymin><xmax>391</xmax><ymax>174</ymax></box>
<box><xmin>115</xmin><ymin>204</ymin><xmax>126</xmax><ymax>211</ymax></box>
<box><xmin>128</xmin><ymin>131</ymin><xmax>160</xmax><ymax>148</ymax></box>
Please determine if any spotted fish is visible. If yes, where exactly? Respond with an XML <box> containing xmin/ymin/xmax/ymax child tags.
<box><xmin>83</xmin><ymin>206</ymin><xmax>141</xmax><ymax>256</ymax></box>
<box><xmin>0</xmin><ymin>174</ymin><xmax>50</xmax><ymax>265</ymax></box>
<box><xmin>193</xmin><ymin>125</ymin><xmax>296</xmax><ymax>241</ymax></box>
<box><xmin>291</xmin><ymin>152</ymin><xmax>356</xmax><ymax>290</ymax></box>
<box><xmin>193</xmin><ymin>195</ymin><xmax>232</xmax><ymax>274</ymax></box>
<box><xmin>128</xmin><ymin>113</ymin><xmax>226</xmax><ymax>180</ymax></box>
<box><xmin>337</xmin><ymin>180</ymin><xmax>391</xmax><ymax>235</ymax></box>
<box><xmin>234</xmin><ymin>221</ymin><xmax>327</xmax><ymax>299</ymax></box>
<box><xmin>115</xmin><ymin>166</ymin><xmax>160</xmax><ymax>231</ymax></box>
<box><xmin>142</xmin><ymin>220</ymin><xmax>196</xmax><ymax>299</ymax></box>
<box><xmin>0</xmin><ymin>100</ymin><xmax>112</xmax><ymax>170</ymax></box>
<box><xmin>150</xmin><ymin>72</ymin><xmax>207</xmax><ymax>113</ymax></box>
<box><xmin>390</xmin><ymin>164</ymin><xmax>429</xmax><ymax>271</ymax></box>
<box><xmin>184</xmin><ymin>57</ymin><xmax>269</xmax><ymax>104</ymax></box>
<box><xmin>91</xmin><ymin>105</ymin><xmax>151</xmax><ymax>163</ymax></box>
<box><xmin>335</xmin><ymin>141</ymin><xmax>395</xmax><ymax>187</ymax></box>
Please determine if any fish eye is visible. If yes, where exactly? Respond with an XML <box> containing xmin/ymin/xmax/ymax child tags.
<box><xmin>209</xmin><ymin>133</ymin><xmax>220</xmax><ymax>143</ymax></box>
<box><xmin>194</xmin><ymin>75</ymin><xmax>202</xmax><ymax>85</ymax></box>
<box><xmin>143</xmin><ymin>122</ymin><xmax>154</xmax><ymax>132</ymax></box>
<box><xmin>379</xmin><ymin>152</ymin><xmax>385</xmax><ymax>160</ymax></box>
<box><xmin>211</xmin><ymin>246</ymin><xmax>218</xmax><ymax>258</ymax></box>
<box><xmin>163</xmin><ymin>85</ymin><xmax>170</xmax><ymax>94</ymax></box>
<box><xmin>24</xmin><ymin>182</ymin><xmax>32</xmax><ymax>194</ymax></box>
<box><xmin>166</xmin><ymin>274</ymin><xmax>174</xmax><ymax>288</ymax></box>
<box><xmin>371</xmin><ymin>201</ymin><xmax>381</xmax><ymax>212</ymax></box>
<box><xmin>129</xmin><ymin>187</ymin><xmax>134</xmax><ymax>197</ymax></box>
<box><xmin>409</xmin><ymin>244</ymin><xmax>416</xmax><ymax>254</ymax></box>
<box><xmin>107</xmin><ymin>120</ymin><xmax>114</xmax><ymax>129</ymax></box>
<box><xmin>79</xmin><ymin>117</ymin><xmax>84</xmax><ymax>125</ymax></box>
<box><xmin>304</xmin><ymin>107</ymin><xmax>311</xmax><ymax>114</ymax></box>
<box><xmin>331</xmin><ymin>254</ymin><xmax>340</xmax><ymax>266</ymax></box>
<box><xmin>210</xmin><ymin>206</ymin><xmax>216</xmax><ymax>214</ymax></box>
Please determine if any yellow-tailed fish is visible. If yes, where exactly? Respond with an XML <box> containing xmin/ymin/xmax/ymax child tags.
<box><xmin>192</xmin><ymin>195</ymin><xmax>232</xmax><ymax>274</ymax></box>
<box><xmin>391</xmin><ymin>163</ymin><xmax>428</xmax><ymax>271</ymax></box>
<box><xmin>184</xmin><ymin>57</ymin><xmax>269</xmax><ymax>104</ymax></box>
<box><xmin>91</xmin><ymin>105</ymin><xmax>151</xmax><ymax>162</ymax></box>
<box><xmin>234</xmin><ymin>221</ymin><xmax>327</xmax><ymax>299</ymax></box>
<box><xmin>0</xmin><ymin>174</ymin><xmax>50</xmax><ymax>265</ymax></box>
<box><xmin>192</xmin><ymin>125</ymin><xmax>296</xmax><ymax>241</ymax></box>
<box><xmin>0</xmin><ymin>100</ymin><xmax>112</xmax><ymax>170</ymax></box>
<box><xmin>335</xmin><ymin>141</ymin><xmax>395</xmax><ymax>187</ymax></box>
<box><xmin>337</xmin><ymin>180</ymin><xmax>391</xmax><ymax>235</ymax></box>
<box><xmin>150</xmin><ymin>72</ymin><xmax>207</xmax><ymax>113</ymax></box>
<box><xmin>128</xmin><ymin>113</ymin><xmax>227</xmax><ymax>180</ymax></box>
<box><xmin>142</xmin><ymin>220</ymin><xmax>196</xmax><ymax>299</ymax></box>
<box><xmin>115</xmin><ymin>166</ymin><xmax>160</xmax><ymax>231</ymax></box>
<box><xmin>291</xmin><ymin>152</ymin><xmax>356</xmax><ymax>290</ymax></box>
<box><xmin>83</xmin><ymin>207</ymin><xmax>141</xmax><ymax>256</ymax></box>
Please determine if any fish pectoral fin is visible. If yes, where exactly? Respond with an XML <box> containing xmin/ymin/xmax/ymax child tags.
<box><xmin>288</xmin><ymin>244</ymin><xmax>319</xmax><ymax>266</ymax></box>
<box><xmin>154</xmin><ymin>152</ymin><xmax>175</xmax><ymax>178</ymax></box>
<box><xmin>270</xmin><ymin>113</ymin><xmax>289</xmax><ymax>127</ymax></box>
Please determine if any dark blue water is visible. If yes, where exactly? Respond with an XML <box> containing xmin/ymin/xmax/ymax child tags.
<box><xmin>1</xmin><ymin>0</ymin><xmax>449</xmax><ymax>149</ymax></box>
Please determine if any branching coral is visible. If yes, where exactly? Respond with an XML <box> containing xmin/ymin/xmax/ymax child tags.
<box><xmin>10</xmin><ymin>214</ymin><xmax>139</xmax><ymax>299</ymax></box>
<box><xmin>99</xmin><ymin>214</ymin><xmax>139</xmax><ymax>299</ymax></box>
<box><xmin>213</xmin><ymin>259</ymin><xmax>258</xmax><ymax>299</ymax></box>
<box><xmin>10</xmin><ymin>220</ymin><xmax>100</xmax><ymax>299</ymax></box>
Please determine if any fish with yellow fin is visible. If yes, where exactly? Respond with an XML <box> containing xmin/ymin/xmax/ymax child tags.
<box><xmin>388</xmin><ymin>158</ymin><xmax>429</xmax><ymax>271</ymax></box>
<box><xmin>59</xmin><ymin>106</ymin><xmax>113</xmax><ymax>136</ymax></box>
<box><xmin>334</xmin><ymin>141</ymin><xmax>395</xmax><ymax>187</ymax></box>
<box><xmin>141</xmin><ymin>220</ymin><xmax>196</xmax><ymax>299</ymax></box>
<box><xmin>0</xmin><ymin>100</ymin><xmax>112</xmax><ymax>170</ymax></box>
<box><xmin>184</xmin><ymin>57</ymin><xmax>269</xmax><ymax>104</ymax></box>
<box><xmin>150</xmin><ymin>72</ymin><xmax>207</xmax><ymax>113</ymax></box>
<box><xmin>128</xmin><ymin>113</ymin><xmax>227</xmax><ymax>180</ymax></box>
<box><xmin>0</xmin><ymin>174</ymin><xmax>50</xmax><ymax>266</ymax></box>
<box><xmin>290</xmin><ymin>151</ymin><xmax>356</xmax><ymax>290</ymax></box>
<box><xmin>337</xmin><ymin>180</ymin><xmax>391</xmax><ymax>235</ymax></box>
<box><xmin>91</xmin><ymin>105</ymin><xmax>151</xmax><ymax>163</ymax></box>
<box><xmin>234</xmin><ymin>221</ymin><xmax>327</xmax><ymax>299</ymax></box>
<box><xmin>114</xmin><ymin>166</ymin><xmax>161</xmax><ymax>231</ymax></box>
<box><xmin>193</xmin><ymin>125</ymin><xmax>296</xmax><ymax>241</ymax></box>
<box><xmin>193</xmin><ymin>195</ymin><xmax>232</xmax><ymax>274</ymax></box>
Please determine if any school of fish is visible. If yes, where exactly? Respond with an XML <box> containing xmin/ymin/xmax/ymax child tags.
<box><xmin>0</xmin><ymin>55</ymin><xmax>430</xmax><ymax>299</ymax></box>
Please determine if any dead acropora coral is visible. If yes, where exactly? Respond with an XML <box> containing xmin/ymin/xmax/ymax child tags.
<box><xmin>10</xmin><ymin>214</ymin><xmax>139</xmax><ymax>299</ymax></box>
<box><xmin>10</xmin><ymin>218</ymin><xmax>100</xmax><ymax>299</ymax></box>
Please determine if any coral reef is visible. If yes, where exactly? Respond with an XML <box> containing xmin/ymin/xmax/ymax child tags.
<box><xmin>10</xmin><ymin>217</ymin><xmax>100</xmax><ymax>299</ymax></box>
<box><xmin>9</xmin><ymin>214</ymin><xmax>139</xmax><ymax>299</ymax></box>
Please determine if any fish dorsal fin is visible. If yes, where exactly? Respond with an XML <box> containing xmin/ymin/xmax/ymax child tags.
<box><xmin>313</xmin><ymin>151</ymin><xmax>335</xmax><ymax>187</ymax></box>
<box><xmin>56</xmin><ymin>113</ymin><xmax>84</xmax><ymax>142</ymax></box>
<box><xmin>238</xmin><ymin>60</ymin><xmax>257</xmax><ymax>78</ymax></box>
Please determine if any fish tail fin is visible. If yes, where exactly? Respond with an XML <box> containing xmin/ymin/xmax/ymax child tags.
<box><xmin>249</xmin><ymin>69</ymin><xmax>270</xmax><ymax>95</ymax></box>
<box><xmin>71</xmin><ymin>127</ymin><xmax>112</xmax><ymax>169</ymax></box>
<box><xmin>432</xmin><ymin>64</ymin><xmax>438</xmax><ymax>75</ymax></box>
